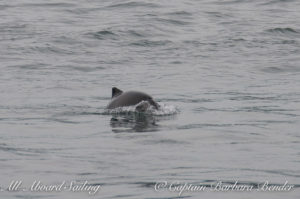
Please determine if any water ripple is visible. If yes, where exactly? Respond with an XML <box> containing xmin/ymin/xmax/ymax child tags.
<box><xmin>166</xmin><ymin>11</ymin><xmax>193</xmax><ymax>16</ymax></box>
<box><xmin>87</xmin><ymin>30</ymin><xmax>117</xmax><ymax>40</ymax></box>
<box><xmin>155</xmin><ymin>18</ymin><xmax>191</xmax><ymax>26</ymax></box>
<box><xmin>18</xmin><ymin>2</ymin><xmax>76</xmax><ymax>8</ymax></box>
<box><xmin>261</xmin><ymin>0</ymin><xmax>297</xmax><ymax>5</ymax></box>
<box><xmin>266</xmin><ymin>27</ymin><xmax>299</xmax><ymax>36</ymax></box>
<box><xmin>130</xmin><ymin>39</ymin><xmax>172</xmax><ymax>47</ymax></box>
<box><xmin>106</xmin><ymin>1</ymin><xmax>159</xmax><ymax>9</ymax></box>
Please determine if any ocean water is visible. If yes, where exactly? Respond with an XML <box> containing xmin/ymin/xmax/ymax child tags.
<box><xmin>1</xmin><ymin>0</ymin><xmax>300</xmax><ymax>198</ymax></box>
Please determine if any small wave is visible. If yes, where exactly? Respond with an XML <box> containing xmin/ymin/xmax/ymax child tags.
<box><xmin>130</xmin><ymin>39</ymin><xmax>172</xmax><ymax>47</ymax></box>
<box><xmin>29</xmin><ymin>45</ymin><xmax>74</xmax><ymax>55</ymax></box>
<box><xmin>65</xmin><ymin>7</ymin><xmax>100</xmax><ymax>14</ymax></box>
<box><xmin>279</xmin><ymin>39</ymin><xmax>298</xmax><ymax>44</ymax></box>
<box><xmin>241</xmin><ymin>168</ymin><xmax>300</xmax><ymax>178</ymax></box>
<box><xmin>9</xmin><ymin>63</ymin><xmax>47</xmax><ymax>70</ymax></box>
<box><xmin>261</xmin><ymin>66</ymin><xmax>300</xmax><ymax>73</ymax></box>
<box><xmin>155</xmin><ymin>18</ymin><xmax>191</xmax><ymax>26</ymax></box>
<box><xmin>261</xmin><ymin>66</ymin><xmax>284</xmax><ymax>73</ymax></box>
<box><xmin>0</xmin><ymin>143</ymin><xmax>47</xmax><ymax>156</ymax></box>
<box><xmin>127</xmin><ymin>30</ymin><xmax>146</xmax><ymax>38</ymax></box>
<box><xmin>77</xmin><ymin>172</ymin><xmax>98</xmax><ymax>176</ymax></box>
<box><xmin>58</xmin><ymin>65</ymin><xmax>105</xmax><ymax>72</ymax></box>
<box><xmin>87</xmin><ymin>30</ymin><xmax>117</xmax><ymax>40</ymax></box>
<box><xmin>107</xmin><ymin>1</ymin><xmax>159</xmax><ymax>9</ymax></box>
<box><xmin>205</xmin><ymin>11</ymin><xmax>233</xmax><ymax>18</ymax></box>
<box><xmin>261</xmin><ymin>0</ymin><xmax>296</xmax><ymax>5</ymax></box>
<box><xmin>229</xmin><ymin>95</ymin><xmax>278</xmax><ymax>101</ymax></box>
<box><xmin>141</xmin><ymin>138</ymin><xmax>187</xmax><ymax>145</ymax></box>
<box><xmin>19</xmin><ymin>3</ymin><xmax>76</xmax><ymax>8</ymax></box>
<box><xmin>266</xmin><ymin>27</ymin><xmax>299</xmax><ymax>35</ymax></box>
<box><xmin>166</xmin><ymin>11</ymin><xmax>193</xmax><ymax>16</ymax></box>
<box><xmin>0</xmin><ymin>23</ymin><xmax>27</xmax><ymax>31</ymax></box>
<box><xmin>0</xmin><ymin>5</ymin><xmax>11</xmax><ymax>11</ymax></box>
<box><xmin>52</xmin><ymin>36</ymin><xmax>79</xmax><ymax>45</ymax></box>
<box><xmin>132</xmin><ymin>181</ymin><xmax>157</xmax><ymax>188</ymax></box>
<box><xmin>177</xmin><ymin>123</ymin><xmax>236</xmax><ymax>130</ymax></box>
<box><xmin>214</xmin><ymin>0</ymin><xmax>247</xmax><ymax>5</ymax></box>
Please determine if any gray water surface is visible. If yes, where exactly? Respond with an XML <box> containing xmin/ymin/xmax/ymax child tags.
<box><xmin>1</xmin><ymin>0</ymin><xmax>300</xmax><ymax>198</ymax></box>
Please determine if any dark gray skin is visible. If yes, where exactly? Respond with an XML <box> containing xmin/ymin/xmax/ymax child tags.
<box><xmin>107</xmin><ymin>87</ymin><xmax>160</xmax><ymax>110</ymax></box>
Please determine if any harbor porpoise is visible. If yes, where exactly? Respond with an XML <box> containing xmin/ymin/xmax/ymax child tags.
<box><xmin>107</xmin><ymin>87</ymin><xmax>160</xmax><ymax>110</ymax></box>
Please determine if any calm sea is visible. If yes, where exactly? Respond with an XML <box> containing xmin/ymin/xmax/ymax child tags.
<box><xmin>0</xmin><ymin>0</ymin><xmax>300</xmax><ymax>198</ymax></box>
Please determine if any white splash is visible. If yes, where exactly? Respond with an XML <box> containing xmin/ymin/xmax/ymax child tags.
<box><xmin>106</xmin><ymin>102</ymin><xmax>178</xmax><ymax>116</ymax></box>
<box><xmin>152</xmin><ymin>103</ymin><xmax>179</xmax><ymax>116</ymax></box>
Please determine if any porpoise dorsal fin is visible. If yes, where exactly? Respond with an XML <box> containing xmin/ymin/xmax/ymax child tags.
<box><xmin>112</xmin><ymin>87</ymin><xmax>123</xmax><ymax>98</ymax></box>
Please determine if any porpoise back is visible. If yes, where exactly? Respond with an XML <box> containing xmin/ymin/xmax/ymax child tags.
<box><xmin>107</xmin><ymin>87</ymin><xmax>159</xmax><ymax>109</ymax></box>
